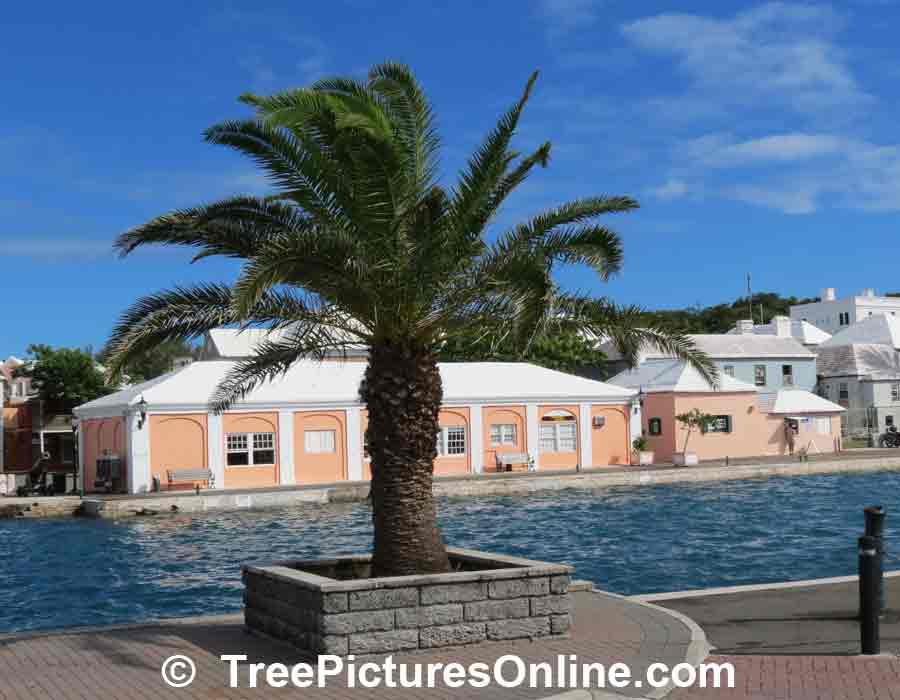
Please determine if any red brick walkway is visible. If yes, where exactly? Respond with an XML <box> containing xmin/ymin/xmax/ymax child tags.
<box><xmin>668</xmin><ymin>655</ymin><xmax>900</xmax><ymax>699</ymax></box>
<box><xmin>0</xmin><ymin>591</ymin><xmax>695</xmax><ymax>699</ymax></box>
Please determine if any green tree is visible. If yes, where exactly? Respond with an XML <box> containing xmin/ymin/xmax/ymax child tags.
<box><xmin>16</xmin><ymin>344</ymin><xmax>111</xmax><ymax>407</ymax></box>
<box><xmin>97</xmin><ymin>339</ymin><xmax>197</xmax><ymax>382</ymax></box>
<box><xmin>105</xmin><ymin>63</ymin><xmax>714</xmax><ymax>576</ymax></box>
<box><xmin>439</xmin><ymin>327</ymin><xmax>605</xmax><ymax>374</ymax></box>
<box><xmin>675</xmin><ymin>408</ymin><xmax>718</xmax><ymax>453</ymax></box>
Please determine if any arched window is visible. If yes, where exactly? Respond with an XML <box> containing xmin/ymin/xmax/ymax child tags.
<box><xmin>539</xmin><ymin>411</ymin><xmax>577</xmax><ymax>453</ymax></box>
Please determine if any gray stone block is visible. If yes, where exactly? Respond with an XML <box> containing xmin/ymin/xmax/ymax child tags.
<box><xmin>488</xmin><ymin>577</ymin><xmax>549</xmax><ymax>599</ymax></box>
<box><xmin>530</xmin><ymin>595</ymin><xmax>571</xmax><ymax>616</ymax></box>
<box><xmin>395</xmin><ymin>603</ymin><xmax>463</xmax><ymax>629</ymax></box>
<box><xmin>550</xmin><ymin>575</ymin><xmax>571</xmax><ymax>595</ymax></box>
<box><xmin>551</xmin><ymin>613</ymin><xmax>571</xmax><ymax>635</ymax></box>
<box><xmin>317</xmin><ymin>634</ymin><xmax>349</xmax><ymax>655</ymax></box>
<box><xmin>420</xmin><ymin>623</ymin><xmax>486</xmax><ymax>648</ymax></box>
<box><xmin>323</xmin><ymin>592</ymin><xmax>348</xmax><ymax>613</ymax></box>
<box><xmin>464</xmin><ymin>598</ymin><xmax>530</xmax><ymax>621</ymax></box>
<box><xmin>349</xmin><ymin>629</ymin><xmax>419</xmax><ymax>654</ymax></box>
<box><xmin>349</xmin><ymin>587</ymin><xmax>418</xmax><ymax>611</ymax></box>
<box><xmin>420</xmin><ymin>582</ymin><xmax>487</xmax><ymax>604</ymax></box>
<box><xmin>486</xmin><ymin>616</ymin><xmax>551</xmax><ymax>640</ymax></box>
<box><xmin>321</xmin><ymin>609</ymin><xmax>395</xmax><ymax>635</ymax></box>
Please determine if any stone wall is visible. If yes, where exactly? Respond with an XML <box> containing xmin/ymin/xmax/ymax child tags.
<box><xmin>242</xmin><ymin>548</ymin><xmax>572</xmax><ymax>656</ymax></box>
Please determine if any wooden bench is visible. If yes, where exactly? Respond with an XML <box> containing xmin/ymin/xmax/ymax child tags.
<box><xmin>494</xmin><ymin>452</ymin><xmax>532</xmax><ymax>473</ymax></box>
<box><xmin>166</xmin><ymin>468</ymin><xmax>214</xmax><ymax>490</ymax></box>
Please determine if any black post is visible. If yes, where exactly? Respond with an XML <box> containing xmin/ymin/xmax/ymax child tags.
<box><xmin>864</xmin><ymin>506</ymin><xmax>886</xmax><ymax>613</ymax></box>
<box><xmin>859</xmin><ymin>535</ymin><xmax>881</xmax><ymax>655</ymax></box>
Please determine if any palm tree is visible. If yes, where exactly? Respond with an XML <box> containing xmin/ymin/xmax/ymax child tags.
<box><xmin>107</xmin><ymin>63</ymin><xmax>715</xmax><ymax>577</ymax></box>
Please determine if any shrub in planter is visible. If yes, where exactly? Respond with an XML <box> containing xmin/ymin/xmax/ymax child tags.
<box><xmin>632</xmin><ymin>436</ymin><xmax>654</xmax><ymax>466</ymax></box>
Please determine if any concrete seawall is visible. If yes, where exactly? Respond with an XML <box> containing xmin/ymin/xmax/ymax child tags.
<box><xmin>4</xmin><ymin>452</ymin><xmax>900</xmax><ymax>519</ymax></box>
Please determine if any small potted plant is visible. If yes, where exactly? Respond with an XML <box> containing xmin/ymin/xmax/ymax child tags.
<box><xmin>632</xmin><ymin>436</ymin><xmax>654</xmax><ymax>466</ymax></box>
<box><xmin>673</xmin><ymin>408</ymin><xmax>717</xmax><ymax>466</ymax></box>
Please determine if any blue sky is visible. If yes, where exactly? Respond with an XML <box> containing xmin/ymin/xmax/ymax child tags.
<box><xmin>2</xmin><ymin>0</ymin><xmax>899</xmax><ymax>356</ymax></box>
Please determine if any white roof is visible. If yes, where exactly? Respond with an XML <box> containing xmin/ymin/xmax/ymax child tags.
<box><xmin>204</xmin><ymin>327</ymin><xmax>366</xmax><ymax>359</ymax></box>
<box><xmin>766</xmin><ymin>389</ymin><xmax>845</xmax><ymax>415</ymax></box>
<box><xmin>822</xmin><ymin>314</ymin><xmax>900</xmax><ymax>350</ymax></box>
<box><xmin>816</xmin><ymin>343</ymin><xmax>900</xmax><ymax>380</ymax></box>
<box><xmin>726</xmin><ymin>319</ymin><xmax>831</xmax><ymax>346</ymax></box>
<box><xmin>601</xmin><ymin>333</ymin><xmax>813</xmax><ymax>362</ymax></box>
<box><xmin>607</xmin><ymin>359</ymin><xmax>757</xmax><ymax>394</ymax></box>
<box><xmin>74</xmin><ymin>360</ymin><xmax>635</xmax><ymax>417</ymax></box>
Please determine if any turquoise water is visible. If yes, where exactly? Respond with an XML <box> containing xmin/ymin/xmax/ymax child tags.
<box><xmin>1</xmin><ymin>471</ymin><xmax>897</xmax><ymax>634</ymax></box>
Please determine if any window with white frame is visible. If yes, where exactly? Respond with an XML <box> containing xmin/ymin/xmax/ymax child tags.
<box><xmin>892</xmin><ymin>383</ymin><xmax>900</xmax><ymax>402</ymax></box>
<box><xmin>723</xmin><ymin>365</ymin><xmax>735</xmax><ymax>377</ymax></box>
<box><xmin>436</xmin><ymin>426</ymin><xmax>466</xmax><ymax>456</ymax></box>
<box><xmin>226</xmin><ymin>432</ymin><xmax>276</xmax><ymax>466</ymax></box>
<box><xmin>539</xmin><ymin>417</ymin><xmax>577</xmax><ymax>453</ymax></box>
<box><xmin>304</xmin><ymin>430</ymin><xmax>336</xmax><ymax>454</ymax></box>
<box><xmin>490</xmin><ymin>423</ymin><xmax>517</xmax><ymax>447</ymax></box>
<box><xmin>815</xmin><ymin>417</ymin><xmax>831</xmax><ymax>435</ymax></box>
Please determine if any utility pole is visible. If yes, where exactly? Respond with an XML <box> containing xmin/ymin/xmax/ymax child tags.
<box><xmin>747</xmin><ymin>273</ymin><xmax>753</xmax><ymax>322</ymax></box>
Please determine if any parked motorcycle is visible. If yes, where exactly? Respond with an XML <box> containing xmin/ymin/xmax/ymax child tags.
<box><xmin>878</xmin><ymin>426</ymin><xmax>900</xmax><ymax>448</ymax></box>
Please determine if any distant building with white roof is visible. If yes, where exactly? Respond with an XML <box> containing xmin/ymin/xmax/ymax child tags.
<box><xmin>726</xmin><ymin>315</ymin><xmax>831</xmax><ymax>350</ymax></box>
<box><xmin>609</xmin><ymin>358</ymin><xmax>843</xmax><ymax>463</ymax></box>
<box><xmin>600</xmin><ymin>322</ymin><xmax>816</xmax><ymax>393</ymax></box>
<box><xmin>790</xmin><ymin>287</ymin><xmax>900</xmax><ymax>334</ymax></box>
<box><xmin>815</xmin><ymin>314</ymin><xmax>900</xmax><ymax>435</ymax></box>
<box><xmin>73</xmin><ymin>358</ymin><xmax>638</xmax><ymax>494</ymax></box>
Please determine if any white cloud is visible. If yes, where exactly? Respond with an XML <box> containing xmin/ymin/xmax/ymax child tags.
<box><xmin>622</xmin><ymin>3</ymin><xmax>871</xmax><ymax>114</ymax></box>
<box><xmin>674</xmin><ymin>131</ymin><xmax>900</xmax><ymax>213</ymax></box>
<box><xmin>726</xmin><ymin>185</ymin><xmax>818</xmax><ymax>214</ymax></box>
<box><xmin>683</xmin><ymin>132</ymin><xmax>848</xmax><ymax>167</ymax></box>
<box><xmin>648</xmin><ymin>178</ymin><xmax>689</xmax><ymax>200</ymax></box>
<box><xmin>537</xmin><ymin>0</ymin><xmax>604</xmax><ymax>38</ymax></box>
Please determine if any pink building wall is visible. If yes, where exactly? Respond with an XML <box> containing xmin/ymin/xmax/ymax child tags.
<box><xmin>81</xmin><ymin>416</ymin><xmax>125</xmax><ymax>492</ymax></box>
<box><xmin>222</xmin><ymin>412</ymin><xmax>279</xmax><ymax>489</ymax></box>
<box><xmin>435</xmin><ymin>408</ymin><xmax>470</xmax><ymax>476</ymax></box>
<box><xmin>538</xmin><ymin>404</ymin><xmax>580</xmax><ymax>470</ymax></box>
<box><xmin>149</xmin><ymin>414</ymin><xmax>208</xmax><ymax>490</ymax></box>
<box><xmin>482</xmin><ymin>405</ymin><xmax>527</xmax><ymax>471</ymax></box>
<box><xmin>294</xmin><ymin>410</ymin><xmax>347</xmax><ymax>484</ymax></box>
<box><xmin>590</xmin><ymin>405</ymin><xmax>631</xmax><ymax>466</ymax></box>
<box><xmin>642</xmin><ymin>392</ymin><xmax>842</xmax><ymax>463</ymax></box>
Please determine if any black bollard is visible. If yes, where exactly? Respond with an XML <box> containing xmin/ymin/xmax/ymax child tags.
<box><xmin>859</xmin><ymin>535</ymin><xmax>882</xmax><ymax>655</ymax></box>
<box><xmin>865</xmin><ymin>506</ymin><xmax>886</xmax><ymax>613</ymax></box>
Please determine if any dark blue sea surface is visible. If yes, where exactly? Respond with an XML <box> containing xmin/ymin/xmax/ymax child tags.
<box><xmin>1</xmin><ymin>471</ymin><xmax>897</xmax><ymax>633</ymax></box>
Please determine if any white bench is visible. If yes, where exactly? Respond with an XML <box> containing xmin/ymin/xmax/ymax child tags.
<box><xmin>494</xmin><ymin>452</ymin><xmax>532</xmax><ymax>473</ymax></box>
<box><xmin>166</xmin><ymin>468</ymin><xmax>214</xmax><ymax>490</ymax></box>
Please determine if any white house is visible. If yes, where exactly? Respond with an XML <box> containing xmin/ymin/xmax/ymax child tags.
<box><xmin>790</xmin><ymin>287</ymin><xmax>900</xmax><ymax>335</ymax></box>
<box><xmin>73</xmin><ymin>359</ymin><xmax>638</xmax><ymax>495</ymax></box>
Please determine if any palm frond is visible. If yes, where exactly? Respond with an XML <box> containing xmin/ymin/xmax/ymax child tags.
<box><xmin>208</xmin><ymin>324</ymin><xmax>361</xmax><ymax>412</ymax></box>
<box><xmin>114</xmin><ymin>196</ymin><xmax>308</xmax><ymax>260</ymax></box>
<box><xmin>450</xmin><ymin>71</ymin><xmax>538</xmax><ymax>237</ymax></box>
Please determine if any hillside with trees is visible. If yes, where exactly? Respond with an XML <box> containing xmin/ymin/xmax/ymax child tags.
<box><xmin>639</xmin><ymin>292</ymin><xmax>819</xmax><ymax>334</ymax></box>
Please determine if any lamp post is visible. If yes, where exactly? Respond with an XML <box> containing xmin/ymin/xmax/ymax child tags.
<box><xmin>136</xmin><ymin>395</ymin><xmax>148</xmax><ymax>430</ymax></box>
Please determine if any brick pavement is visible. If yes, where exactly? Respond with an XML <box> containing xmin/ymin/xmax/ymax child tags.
<box><xmin>0</xmin><ymin>591</ymin><xmax>698</xmax><ymax>699</ymax></box>
<box><xmin>667</xmin><ymin>654</ymin><xmax>900</xmax><ymax>699</ymax></box>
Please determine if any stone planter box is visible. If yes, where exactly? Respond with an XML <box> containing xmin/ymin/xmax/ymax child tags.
<box><xmin>242</xmin><ymin>547</ymin><xmax>573</xmax><ymax>656</ymax></box>
<box><xmin>634</xmin><ymin>450</ymin><xmax>654</xmax><ymax>466</ymax></box>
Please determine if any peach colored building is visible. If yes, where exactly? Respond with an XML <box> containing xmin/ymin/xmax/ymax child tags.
<box><xmin>610</xmin><ymin>359</ymin><xmax>844</xmax><ymax>463</ymax></box>
<box><xmin>73</xmin><ymin>360</ymin><xmax>637</xmax><ymax>494</ymax></box>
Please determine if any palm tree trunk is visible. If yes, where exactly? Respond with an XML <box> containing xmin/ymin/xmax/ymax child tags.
<box><xmin>361</xmin><ymin>342</ymin><xmax>451</xmax><ymax>577</ymax></box>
